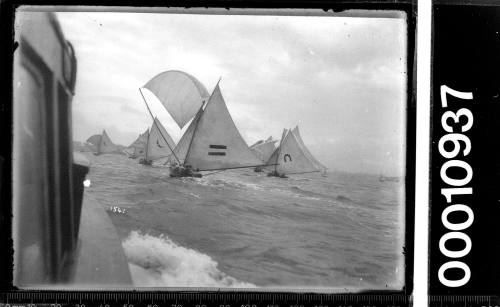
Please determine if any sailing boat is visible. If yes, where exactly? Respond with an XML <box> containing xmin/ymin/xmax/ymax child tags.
<box><xmin>266</xmin><ymin>126</ymin><xmax>326</xmax><ymax>177</ymax></box>
<box><xmin>124</xmin><ymin>129</ymin><xmax>149</xmax><ymax>159</ymax></box>
<box><xmin>139</xmin><ymin>117</ymin><xmax>176</xmax><ymax>165</ymax></box>
<box><xmin>85</xmin><ymin>134</ymin><xmax>101</xmax><ymax>152</ymax></box>
<box><xmin>140</xmin><ymin>70</ymin><xmax>267</xmax><ymax>177</ymax></box>
<box><xmin>250</xmin><ymin>136</ymin><xmax>277</xmax><ymax>172</ymax></box>
<box><xmin>291</xmin><ymin>126</ymin><xmax>328</xmax><ymax>175</ymax></box>
<box><xmin>93</xmin><ymin>130</ymin><xmax>120</xmax><ymax>156</ymax></box>
<box><xmin>168</xmin><ymin>84</ymin><xmax>267</xmax><ymax>177</ymax></box>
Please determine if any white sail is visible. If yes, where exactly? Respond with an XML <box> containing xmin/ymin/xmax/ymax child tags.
<box><xmin>168</xmin><ymin>107</ymin><xmax>204</xmax><ymax>165</ymax></box>
<box><xmin>145</xmin><ymin>118</ymin><xmax>176</xmax><ymax>161</ymax></box>
<box><xmin>184</xmin><ymin>84</ymin><xmax>263</xmax><ymax>171</ymax></box>
<box><xmin>267</xmin><ymin>128</ymin><xmax>319</xmax><ymax>175</ymax></box>
<box><xmin>249</xmin><ymin>140</ymin><xmax>264</xmax><ymax>149</ymax></box>
<box><xmin>143</xmin><ymin>70</ymin><xmax>210</xmax><ymax>129</ymax></box>
<box><xmin>126</xmin><ymin>129</ymin><xmax>148</xmax><ymax>157</ymax></box>
<box><xmin>251</xmin><ymin>139</ymin><xmax>277</xmax><ymax>162</ymax></box>
<box><xmin>97</xmin><ymin>130</ymin><xmax>119</xmax><ymax>154</ymax></box>
<box><xmin>266</xmin><ymin>128</ymin><xmax>288</xmax><ymax>171</ymax></box>
<box><xmin>291</xmin><ymin>126</ymin><xmax>327</xmax><ymax>172</ymax></box>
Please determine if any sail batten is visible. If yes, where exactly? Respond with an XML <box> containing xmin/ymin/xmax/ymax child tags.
<box><xmin>184</xmin><ymin>84</ymin><xmax>262</xmax><ymax>171</ymax></box>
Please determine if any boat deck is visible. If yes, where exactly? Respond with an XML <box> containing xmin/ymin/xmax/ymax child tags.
<box><xmin>72</xmin><ymin>194</ymin><xmax>133</xmax><ymax>287</ymax></box>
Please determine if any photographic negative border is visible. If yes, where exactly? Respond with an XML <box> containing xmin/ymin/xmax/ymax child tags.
<box><xmin>429</xmin><ymin>0</ymin><xmax>500</xmax><ymax>300</ymax></box>
<box><xmin>0</xmin><ymin>0</ymin><xmax>416</xmax><ymax>304</ymax></box>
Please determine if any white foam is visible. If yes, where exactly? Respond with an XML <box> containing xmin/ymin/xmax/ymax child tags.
<box><xmin>122</xmin><ymin>231</ymin><xmax>255</xmax><ymax>288</ymax></box>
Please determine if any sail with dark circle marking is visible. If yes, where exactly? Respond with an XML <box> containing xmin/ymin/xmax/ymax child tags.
<box><xmin>266</xmin><ymin>127</ymin><xmax>320</xmax><ymax>175</ymax></box>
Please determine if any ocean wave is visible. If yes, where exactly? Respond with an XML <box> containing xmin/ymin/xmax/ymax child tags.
<box><xmin>183</xmin><ymin>177</ymin><xmax>265</xmax><ymax>192</ymax></box>
<box><xmin>122</xmin><ymin>231</ymin><xmax>255</xmax><ymax>288</ymax></box>
<box><xmin>335</xmin><ymin>195</ymin><xmax>354</xmax><ymax>203</ymax></box>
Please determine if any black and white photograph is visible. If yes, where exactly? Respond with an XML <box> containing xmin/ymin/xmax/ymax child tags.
<box><xmin>11</xmin><ymin>8</ymin><xmax>409</xmax><ymax>291</ymax></box>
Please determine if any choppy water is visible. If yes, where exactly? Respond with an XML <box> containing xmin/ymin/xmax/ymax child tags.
<box><xmin>82</xmin><ymin>153</ymin><xmax>405</xmax><ymax>291</ymax></box>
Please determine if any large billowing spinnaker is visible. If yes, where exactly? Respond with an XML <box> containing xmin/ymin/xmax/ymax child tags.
<box><xmin>143</xmin><ymin>70</ymin><xmax>210</xmax><ymax>129</ymax></box>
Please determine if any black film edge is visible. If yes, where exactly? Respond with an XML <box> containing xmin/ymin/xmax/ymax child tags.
<box><xmin>1</xmin><ymin>0</ymin><xmax>416</xmax><ymax>306</ymax></box>
<box><xmin>429</xmin><ymin>0</ymin><xmax>500</xmax><ymax>303</ymax></box>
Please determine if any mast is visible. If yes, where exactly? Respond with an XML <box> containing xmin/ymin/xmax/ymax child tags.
<box><xmin>183</xmin><ymin>77</ymin><xmax>221</xmax><ymax>167</ymax></box>
<box><xmin>144</xmin><ymin>124</ymin><xmax>151</xmax><ymax>160</ymax></box>
<box><xmin>275</xmin><ymin>129</ymin><xmax>288</xmax><ymax>173</ymax></box>
<box><xmin>139</xmin><ymin>88</ymin><xmax>180</xmax><ymax>164</ymax></box>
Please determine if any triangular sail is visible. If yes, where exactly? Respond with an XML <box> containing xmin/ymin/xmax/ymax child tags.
<box><xmin>291</xmin><ymin>126</ymin><xmax>327</xmax><ymax>172</ymax></box>
<box><xmin>249</xmin><ymin>140</ymin><xmax>264</xmax><ymax>149</ymax></box>
<box><xmin>145</xmin><ymin>118</ymin><xmax>176</xmax><ymax>161</ymax></box>
<box><xmin>168</xmin><ymin>107</ymin><xmax>204</xmax><ymax>165</ymax></box>
<box><xmin>266</xmin><ymin>128</ymin><xmax>288</xmax><ymax>171</ymax></box>
<box><xmin>143</xmin><ymin>70</ymin><xmax>210</xmax><ymax>129</ymax></box>
<box><xmin>267</xmin><ymin>129</ymin><xmax>319</xmax><ymax>175</ymax></box>
<box><xmin>97</xmin><ymin>130</ymin><xmax>118</xmax><ymax>154</ymax></box>
<box><xmin>251</xmin><ymin>140</ymin><xmax>277</xmax><ymax>162</ymax></box>
<box><xmin>126</xmin><ymin>129</ymin><xmax>149</xmax><ymax>157</ymax></box>
<box><xmin>86</xmin><ymin>134</ymin><xmax>101</xmax><ymax>146</ymax></box>
<box><xmin>184</xmin><ymin>85</ymin><xmax>263</xmax><ymax>171</ymax></box>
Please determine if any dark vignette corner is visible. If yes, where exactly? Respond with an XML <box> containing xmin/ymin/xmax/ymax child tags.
<box><xmin>0</xmin><ymin>0</ymin><xmax>15</xmax><ymax>291</ymax></box>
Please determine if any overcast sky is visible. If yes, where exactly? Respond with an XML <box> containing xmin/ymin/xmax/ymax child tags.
<box><xmin>56</xmin><ymin>10</ymin><xmax>407</xmax><ymax>176</ymax></box>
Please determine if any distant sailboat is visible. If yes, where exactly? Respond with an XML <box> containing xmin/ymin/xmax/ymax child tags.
<box><xmin>85</xmin><ymin>134</ymin><xmax>100</xmax><ymax>152</ymax></box>
<box><xmin>251</xmin><ymin>137</ymin><xmax>277</xmax><ymax>172</ymax></box>
<box><xmin>93</xmin><ymin>130</ymin><xmax>120</xmax><ymax>156</ymax></box>
<box><xmin>124</xmin><ymin>129</ymin><xmax>149</xmax><ymax>159</ymax></box>
<box><xmin>266</xmin><ymin>126</ymin><xmax>326</xmax><ymax>177</ymax></box>
<box><xmin>291</xmin><ymin>126</ymin><xmax>328</xmax><ymax>175</ymax></box>
<box><xmin>139</xmin><ymin>118</ymin><xmax>176</xmax><ymax>165</ymax></box>
<box><xmin>379</xmin><ymin>175</ymin><xmax>400</xmax><ymax>183</ymax></box>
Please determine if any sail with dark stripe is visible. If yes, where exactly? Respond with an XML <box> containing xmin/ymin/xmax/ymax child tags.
<box><xmin>183</xmin><ymin>84</ymin><xmax>263</xmax><ymax>171</ymax></box>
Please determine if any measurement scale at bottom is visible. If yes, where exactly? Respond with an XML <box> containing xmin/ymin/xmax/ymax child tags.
<box><xmin>0</xmin><ymin>292</ymin><xmax>410</xmax><ymax>307</ymax></box>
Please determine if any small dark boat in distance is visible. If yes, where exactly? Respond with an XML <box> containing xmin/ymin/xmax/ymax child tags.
<box><xmin>379</xmin><ymin>175</ymin><xmax>401</xmax><ymax>183</ymax></box>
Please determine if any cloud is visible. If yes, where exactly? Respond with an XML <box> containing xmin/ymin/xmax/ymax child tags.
<box><xmin>57</xmin><ymin>11</ymin><xmax>407</xmax><ymax>175</ymax></box>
